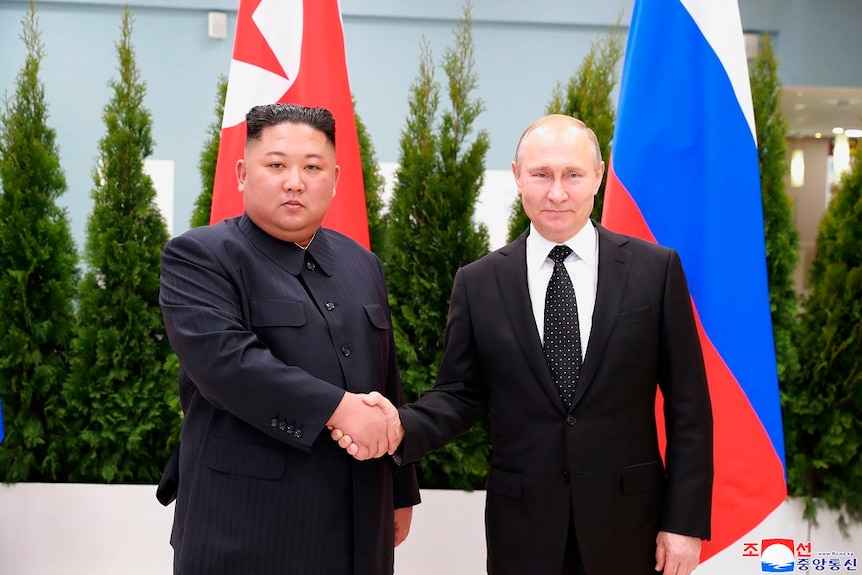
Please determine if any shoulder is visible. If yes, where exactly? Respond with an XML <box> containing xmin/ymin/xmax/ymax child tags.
<box><xmin>455</xmin><ymin>233</ymin><xmax>526</xmax><ymax>282</ymax></box>
<box><xmin>319</xmin><ymin>228</ymin><xmax>378</xmax><ymax>262</ymax></box>
<box><xmin>165</xmin><ymin>217</ymin><xmax>241</xmax><ymax>250</ymax></box>
<box><xmin>319</xmin><ymin>227</ymin><xmax>369</xmax><ymax>251</ymax></box>
<box><xmin>596</xmin><ymin>223</ymin><xmax>676</xmax><ymax>259</ymax></box>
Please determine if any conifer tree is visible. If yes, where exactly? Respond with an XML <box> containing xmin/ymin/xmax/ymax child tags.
<box><xmin>354</xmin><ymin>96</ymin><xmax>386</xmax><ymax>254</ymax></box>
<box><xmin>384</xmin><ymin>3</ymin><xmax>491</xmax><ymax>489</ymax></box>
<box><xmin>748</xmin><ymin>34</ymin><xmax>801</xmax><ymax>392</ymax></box>
<box><xmin>62</xmin><ymin>8</ymin><xmax>179</xmax><ymax>483</ymax></box>
<box><xmin>785</xmin><ymin>143</ymin><xmax>862</xmax><ymax>531</ymax></box>
<box><xmin>507</xmin><ymin>26</ymin><xmax>623</xmax><ymax>242</ymax></box>
<box><xmin>189</xmin><ymin>74</ymin><xmax>227</xmax><ymax>228</ymax></box>
<box><xmin>0</xmin><ymin>1</ymin><xmax>78</xmax><ymax>482</ymax></box>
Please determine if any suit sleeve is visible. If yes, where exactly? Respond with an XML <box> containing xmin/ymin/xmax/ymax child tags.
<box><xmin>159</xmin><ymin>233</ymin><xmax>344</xmax><ymax>453</ymax></box>
<box><xmin>399</xmin><ymin>267</ymin><xmax>487</xmax><ymax>464</ymax></box>
<box><xmin>386</xmin><ymin>326</ymin><xmax>420</xmax><ymax>509</ymax></box>
<box><xmin>658</xmin><ymin>250</ymin><xmax>714</xmax><ymax>539</ymax></box>
<box><xmin>373</xmin><ymin>260</ymin><xmax>422</xmax><ymax>508</ymax></box>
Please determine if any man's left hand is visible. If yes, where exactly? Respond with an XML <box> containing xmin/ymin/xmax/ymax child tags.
<box><xmin>394</xmin><ymin>506</ymin><xmax>413</xmax><ymax>547</ymax></box>
<box><xmin>655</xmin><ymin>531</ymin><xmax>701</xmax><ymax>575</ymax></box>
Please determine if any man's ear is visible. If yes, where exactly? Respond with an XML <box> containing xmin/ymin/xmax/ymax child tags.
<box><xmin>594</xmin><ymin>161</ymin><xmax>606</xmax><ymax>195</ymax></box>
<box><xmin>236</xmin><ymin>159</ymin><xmax>246</xmax><ymax>193</ymax></box>
<box><xmin>511</xmin><ymin>160</ymin><xmax>523</xmax><ymax>196</ymax></box>
<box><xmin>332</xmin><ymin>164</ymin><xmax>340</xmax><ymax>198</ymax></box>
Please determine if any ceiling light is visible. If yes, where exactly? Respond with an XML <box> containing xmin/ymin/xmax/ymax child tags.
<box><xmin>833</xmin><ymin>133</ymin><xmax>851</xmax><ymax>179</ymax></box>
<box><xmin>832</xmin><ymin>127</ymin><xmax>844</xmax><ymax>135</ymax></box>
<box><xmin>815</xmin><ymin>132</ymin><xmax>823</xmax><ymax>139</ymax></box>
<box><xmin>845</xmin><ymin>129</ymin><xmax>862</xmax><ymax>138</ymax></box>
<box><xmin>790</xmin><ymin>150</ymin><xmax>805</xmax><ymax>188</ymax></box>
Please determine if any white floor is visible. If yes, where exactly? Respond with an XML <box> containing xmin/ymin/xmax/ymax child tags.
<box><xmin>0</xmin><ymin>483</ymin><xmax>858</xmax><ymax>574</ymax></box>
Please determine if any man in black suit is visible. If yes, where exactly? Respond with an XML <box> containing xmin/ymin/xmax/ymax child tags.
<box><xmin>158</xmin><ymin>104</ymin><xmax>419</xmax><ymax>574</ymax></box>
<box><xmin>335</xmin><ymin>114</ymin><xmax>713</xmax><ymax>575</ymax></box>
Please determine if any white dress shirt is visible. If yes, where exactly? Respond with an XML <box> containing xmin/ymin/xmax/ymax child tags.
<box><xmin>526</xmin><ymin>221</ymin><xmax>598</xmax><ymax>361</ymax></box>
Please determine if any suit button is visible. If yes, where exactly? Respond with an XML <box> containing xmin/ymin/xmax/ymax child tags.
<box><xmin>341</xmin><ymin>345</ymin><xmax>351</xmax><ymax>357</ymax></box>
<box><xmin>566</xmin><ymin>415</ymin><xmax>577</xmax><ymax>426</ymax></box>
<box><xmin>285</xmin><ymin>424</ymin><xmax>294</xmax><ymax>434</ymax></box>
<box><xmin>561</xmin><ymin>471</ymin><xmax>570</xmax><ymax>483</ymax></box>
<box><xmin>270</xmin><ymin>418</ymin><xmax>279</xmax><ymax>428</ymax></box>
<box><xmin>294</xmin><ymin>429</ymin><xmax>303</xmax><ymax>439</ymax></box>
<box><xmin>325</xmin><ymin>301</ymin><xmax>336</xmax><ymax>311</ymax></box>
<box><xmin>278</xmin><ymin>421</ymin><xmax>287</xmax><ymax>431</ymax></box>
<box><xmin>306</xmin><ymin>260</ymin><xmax>316</xmax><ymax>271</ymax></box>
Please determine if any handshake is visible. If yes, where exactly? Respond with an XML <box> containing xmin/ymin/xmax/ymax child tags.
<box><xmin>326</xmin><ymin>391</ymin><xmax>403</xmax><ymax>460</ymax></box>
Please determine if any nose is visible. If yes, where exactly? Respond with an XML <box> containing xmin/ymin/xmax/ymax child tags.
<box><xmin>283</xmin><ymin>167</ymin><xmax>304</xmax><ymax>191</ymax></box>
<box><xmin>547</xmin><ymin>176</ymin><xmax>567</xmax><ymax>202</ymax></box>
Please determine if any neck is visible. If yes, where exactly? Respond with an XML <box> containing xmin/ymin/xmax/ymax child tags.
<box><xmin>293</xmin><ymin>231</ymin><xmax>317</xmax><ymax>250</ymax></box>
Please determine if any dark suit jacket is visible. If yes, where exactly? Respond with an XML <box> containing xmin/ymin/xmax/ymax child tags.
<box><xmin>399</xmin><ymin>224</ymin><xmax>713</xmax><ymax>575</ymax></box>
<box><xmin>159</xmin><ymin>215</ymin><xmax>419</xmax><ymax>575</ymax></box>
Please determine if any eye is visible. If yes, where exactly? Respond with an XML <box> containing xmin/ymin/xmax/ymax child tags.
<box><xmin>269</xmin><ymin>162</ymin><xmax>283</xmax><ymax>169</ymax></box>
<box><xmin>305</xmin><ymin>164</ymin><xmax>320</xmax><ymax>171</ymax></box>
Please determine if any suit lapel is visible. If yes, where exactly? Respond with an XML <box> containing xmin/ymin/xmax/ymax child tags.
<box><xmin>494</xmin><ymin>231</ymin><xmax>567</xmax><ymax>412</ymax></box>
<box><xmin>570</xmin><ymin>224</ymin><xmax>632</xmax><ymax>408</ymax></box>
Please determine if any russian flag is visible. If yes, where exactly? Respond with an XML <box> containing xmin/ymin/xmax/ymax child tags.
<box><xmin>210</xmin><ymin>0</ymin><xmax>370</xmax><ymax>248</ymax></box>
<box><xmin>602</xmin><ymin>0</ymin><xmax>787</xmax><ymax>562</ymax></box>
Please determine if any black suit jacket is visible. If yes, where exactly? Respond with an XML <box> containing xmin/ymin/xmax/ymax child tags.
<box><xmin>159</xmin><ymin>215</ymin><xmax>419</xmax><ymax>575</ymax></box>
<box><xmin>399</xmin><ymin>224</ymin><xmax>713</xmax><ymax>575</ymax></box>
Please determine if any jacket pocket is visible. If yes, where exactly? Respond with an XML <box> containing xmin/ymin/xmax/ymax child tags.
<box><xmin>621</xmin><ymin>459</ymin><xmax>663</xmax><ymax>494</ymax></box>
<box><xmin>486</xmin><ymin>467</ymin><xmax>523</xmax><ymax>499</ymax></box>
<box><xmin>615</xmin><ymin>303</ymin><xmax>656</xmax><ymax>328</ymax></box>
<box><xmin>250</xmin><ymin>299</ymin><xmax>306</xmax><ymax>327</ymax></box>
<box><xmin>205</xmin><ymin>435</ymin><xmax>286</xmax><ymax>480</ymax></box>
<box><xmin>364</xmin><ymin>303</ymin><xmax>391</xmax><ymax>330</ymax></box>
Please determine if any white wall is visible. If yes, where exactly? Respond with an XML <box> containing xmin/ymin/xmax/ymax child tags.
<box><xmin>1</xmin><ymin>484</ymin><xmax>858</xmax><ymax>575</ymax></box>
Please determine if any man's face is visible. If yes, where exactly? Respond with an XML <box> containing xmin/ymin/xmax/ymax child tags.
<box><xmin>237</xmin><ymin>122</ymin><xmax>339</xmax><ymax>245</ymax></box>
<box><xmin>512</xmin><ymin>121</ymin><xmax>604</xmax><ymax>243</ymax></box>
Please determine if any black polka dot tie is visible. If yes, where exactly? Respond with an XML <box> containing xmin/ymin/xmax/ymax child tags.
<box><xmin>543</xmin><ymin>245</ymin><xmax>582</xmax><ymax>408</ymax></box>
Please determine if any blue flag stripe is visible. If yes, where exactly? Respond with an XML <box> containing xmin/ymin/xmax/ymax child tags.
<box><xmin>612</xmin><ymin>0</ymin><xmax>784</xmax><ymax>463</ymax></box>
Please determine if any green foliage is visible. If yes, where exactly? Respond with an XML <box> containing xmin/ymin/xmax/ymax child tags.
<box><xmin>60</xmin><ymin>8</ymin><xmax>180</xmax><ymax>483</ymax></box>
<box><xmin>189</xmin><ymin>75</ymin><xmax>227</xmax><ymax>228</ymax></box>
<box><xmin>750</xmin><ymin>34</ymin><xmax>801</xmax><ymax>390</ymax></box>
<box><xmin>0</xmin><ymin>1</ymin><xmax>78</xmax><ymax>482</ymax></box>
<box><xmin>507</xmin><ymin>23</ymin><xmax>623</xmax><ymax>242</ymax></box>
<box><xmin>785</xmin><ymin>140</ymin><xmax>862</xmax><ymax>532</ymax></box>
<box><xmin>354</xmin><ymin>96</ymin><xmax>386</xmax><ymax>254</ymax></box>
<box><xmin>384</xmin><ymin>3</ymin><xmax>491</xmax><ymax>489</ymax></box>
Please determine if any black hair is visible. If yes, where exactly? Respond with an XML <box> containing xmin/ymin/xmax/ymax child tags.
<box><xmin>245</xmin><ymin>103</ymin><xmax>336</xmax><ymax>149</ymax></box>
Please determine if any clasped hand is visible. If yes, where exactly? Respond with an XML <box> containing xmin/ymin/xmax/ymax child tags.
<box><xmin>326</xmin><ymin>391</ymin><xmax>403</xmax><ymax>460</ymax></box>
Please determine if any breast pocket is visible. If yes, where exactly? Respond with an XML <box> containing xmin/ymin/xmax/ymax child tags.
<box><xmin>615</xmin><ymin>302</ymin><xmax>656</xmax><ymax>328</ymax></box>
<box><xmin>364</xmin><ymin>303</ymin><xmax>391</xmax><ymax>330</ymax></box>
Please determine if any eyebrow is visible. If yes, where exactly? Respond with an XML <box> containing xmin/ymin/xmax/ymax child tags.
<box><xmin>262</xmin><ymin>151</ymin><xmax>325</xmax><ymax>160</ymax></box>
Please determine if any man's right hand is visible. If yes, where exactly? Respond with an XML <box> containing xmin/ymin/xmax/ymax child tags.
<box><xmin>326</xmin><ymin>392</ymin><xmax>393</xmax><ymax>460</ymax></box>
<box><xmin>329</xmin><ymin>392</ymin><xmax>403</xmax><ymax>460</ymax></box>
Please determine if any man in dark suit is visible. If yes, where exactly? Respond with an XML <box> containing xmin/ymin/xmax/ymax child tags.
<box><xmin>158</xmin><ymin>104</ymin><xmax>419</xmax><ymax>574</ymax></box>
<box><xmin>335</xmin><ymin>114</ymin><xmax>713</xmax><ymax>575</ymax></box>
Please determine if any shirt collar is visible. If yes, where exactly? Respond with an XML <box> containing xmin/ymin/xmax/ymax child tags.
<box><xmin>238</xmin><ymin>214</ymin><xmax>335</xmax><ymax>277</ymax></box>
<box><xmin>527</xmin><ymin>220</ymin><xmax>597</xmax><ymax>267</ymax></box>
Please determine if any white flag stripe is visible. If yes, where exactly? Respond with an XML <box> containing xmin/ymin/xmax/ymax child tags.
<box><xmin>222</xmin><ymin>60</ymin><xmax>293</xmax><ymax>128</ymax></box>
<box><xmin>679</xmin><ymin>0</ymin><xmax>757</xmax><ymax>143</ymax></box>
<box><xmin>253</xmin><ymin>0</ymin><xmax>303</xmax><ymax>84</ymax></box>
